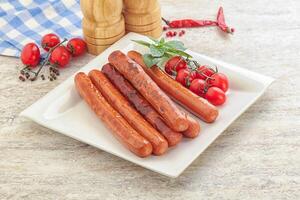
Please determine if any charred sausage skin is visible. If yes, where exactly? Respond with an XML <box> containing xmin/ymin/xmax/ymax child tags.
<box><xmin>108</xmin><ymin>50</ymin><xmax>189</xmax><ymax>132</ymax></box>
<box><xmin>89</xmin><ymin>69</ymin><xmax>168</xmax><ymax>155</ymax></box>
<box><xmin>102</xmin><ymin>63</ymin><xmax>183</xmax><ymax>146</ymax></box>
<box><xmin>74</xmin><ymin>72</ymin><xmax>152</xmax><ymax>157</ymax></box>
<box><xmin>127</xmin><ymin>50</ymin><xmax>219</xmax><ymax>123</ymax></box>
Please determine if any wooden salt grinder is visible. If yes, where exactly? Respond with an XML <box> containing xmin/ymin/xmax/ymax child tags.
<box><xmin>80</xmin><ymin>0</ymin><xmax>125</xmax><ymax>55</ymax></box>
<box><xmin>123</xmin><ymin>0</ymin><xmax>162</xmax><ymax>38</ymax></box>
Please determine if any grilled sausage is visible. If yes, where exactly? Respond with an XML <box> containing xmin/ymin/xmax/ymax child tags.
<box><xmin>108</xmin><ymin>50</ymin><xmax>189</xmax><ymax>132</ymax></box>
<box><xmin>127</xmin><ymin>50</ymin><xmax>219</xmax><ymax>123</ymax></box>
<box><xmin>74</xmin><ymin>72</ymin><xmax>152</xmax><ymax>157</ymax></box>
<box><xmin>89</xmin><ymin>69</ymin><xmax>168</xmax><ymax>155</ymax></box>
<box><xmin>102</xmin><ymin>63</ymin><xmax>183</xmax><ymax>146</ymax></box>
<box><xmin>182</xmin><ymin>115</ymin><xmax>200</xmax><ymax>138</ymax></box>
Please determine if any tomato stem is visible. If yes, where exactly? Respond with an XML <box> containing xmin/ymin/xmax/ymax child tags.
<box><xmin>30</xmin><ymin>38</ymin><xmax>68</xmax><ymax>81</ymax></box>
<box><xmin>184</xmin><ymin>58</ymin><xmax>218</xmax><ymax>80</ymax></box>
<box><xmin>161</xmin><ymin>17</ymin><xmax>170</xmax><ymax>26</ymax></box>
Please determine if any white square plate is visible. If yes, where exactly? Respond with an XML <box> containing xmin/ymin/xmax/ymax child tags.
<box><xmin>20</xmin><ymin>33</ymin><xmax>274</xmax><ymax>178</ymax></box>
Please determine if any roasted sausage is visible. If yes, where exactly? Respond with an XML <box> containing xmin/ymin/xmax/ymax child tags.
<box><xmin>108</xmin><ymin>50</ymin><xmax>189</xmax><ymax>132</ymax></box>
<box><xmin>127</xmin><ymin>50</ymin><xmax>219</xmax><ymax>123</ymax></box>
<box><xmin>182</xmin><ymin>115</ymin><xmax>200</xmax><ymax>138</ymax></box>
<box><xmin>74</xmin><ymin>72</ymin><xmax>152</xmax><ymax>157</ymax></box>
<box><xmin>89</xmin><ymin>69</ymin><xmax>168</xmax><ymax>155</ymax></box>
<box><xmin>102</xmin><ymin>63</ymin><xmax>183</xmax><ymax>146</ymax></box>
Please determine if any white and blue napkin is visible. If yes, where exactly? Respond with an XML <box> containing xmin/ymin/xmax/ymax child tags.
<box><xmin>0</xmin><ymin>0</ymin><xmax>82</xmax><ymax>57</ymax></box>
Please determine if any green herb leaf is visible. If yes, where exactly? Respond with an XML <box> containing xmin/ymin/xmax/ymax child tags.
<box><xmin>156</xmin><ymin>55</ymin><xmax>171</xmax><ymax>70</ymax></box>
<box><xmin>167</xmin><ymin>48</ymin><xmax>192</xmax><ymax>58</ymax></box>
<box><xmin>143</xmin><ymin>54</ymin><xmax>160</xmax><ymax>68</ymax></box>
<box><xmin>165</xmin><ymin>40</ymin><xmax>186</xmax><ymax>51</ymax></box>
<box><xmin>132</xmin><ymin>40</ymin><xmax>151</xmax><ymax>47</ymax></box>
<box><xmin>135</xmin><ymin>37</ymin><xmax>192</xmax><ymax>69</ymax></box>
<box><xmin>148</xmin><ymin>37</ymin><xmax>159</xmax><ymax>44</ymax></box>
<box><xmin>150</xmin><ymin>44</ymin><xmax>165</xmax><ymax>57</ymax></box>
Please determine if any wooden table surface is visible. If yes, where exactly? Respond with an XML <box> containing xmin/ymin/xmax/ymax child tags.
<box><xmin>1</xmin><ymin>0</ymin><xmax>299</xmax><ymax>199</ymax></box>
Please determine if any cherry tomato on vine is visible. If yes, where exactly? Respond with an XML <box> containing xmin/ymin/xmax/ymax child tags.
<box><xmin>208</xmin><ymin>73</ymin><xmax>229</xmax><ymax>92</ymax></box>
<box><xmin>165</xmin><ymin>62</ymin><xmax>175</xmax><ymax>75</ymax></box>
<box><xmin>175</xmin><ymin>69</ymin><xmax>196</xmax><ymax>87</ymax></box>
<box><xmin>189</xmin><ymin>79</ymin><xmax>207</xmax><ymax>97</ymax></box>
<box><xmin>205</xmin><ymin>87</ymin><xmax>226</xmax><ymax>106</ymax></box>
<box><xmin>41</xmin><ymin>33</ymin><xmax>60</xmax><ymax>51</ymax></box>
<box><xmin>196</xmin><ymin>65</ymin><xmax>215</xmax><ymax>80</ymax></box>
<box><xmin>175</xmin><ymin>69</ymin><xmax>189</xmax><ymax>87</ymax></box>
<box><xmin>187</xmin><ymin>71</ymin><xmax>197</xmax><ymax>87</ymax></box>
<box><xmin>165</xmin><ymin>56</ymin><xmax>187</xmax><ymax>75</ymax></box>
<box><xmin>67</xmin><ymin>38</ymin><xmax>87</xmax><ymax>57</ymax></box>
<box><xmin>21</xmin><ymin>43</ymin><xmax>40</xmax><ymax>68</ymax></box>
<box><xmin>49</xmin><ymin>46</ymin><xmax>71</xmax><ymax>68</ymax></box>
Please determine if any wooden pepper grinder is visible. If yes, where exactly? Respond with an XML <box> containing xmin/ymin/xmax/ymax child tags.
<box><xmin>80</xmin><ymin>0</ymin><xmax>125</xmax><ymax>55</ymax></box>
<box><xmin>123</xmin><ymin>0</ymin><xmax>162</xmax><ymax>38</ymax></box>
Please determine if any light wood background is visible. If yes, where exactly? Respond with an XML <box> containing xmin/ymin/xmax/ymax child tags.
<box><xmin>0</xmin><ymin>0</ymin><xmax>299</xmax><ymax>199</ymax></box>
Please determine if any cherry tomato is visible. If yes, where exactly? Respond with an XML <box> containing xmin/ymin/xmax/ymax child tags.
<box><xmin>175</xmin><ymin>69</ymin><xmax>196</xmax><ymax>87</ymax></box>
<box><xmin>196</xmin><ymin>65</ymin><xmax>215</xmax><ymax>80</ymax></box>
<box><xmin>21</xmin><ymin>43</ymin><xmax>40</xmax><ymax>68</ymax></box>
<box><xmin>205</xmin><ymin>87</ymin><xmax>226</xmax><ymax>106</ymax></box>
<box><xmin>188</xmin><ymin>71</ymin><xmax>197</xmax><ymax>86</ymax></box>
<box><xmin>175</xmin><ymin>69</ymin><xmax>189</xmax><ymax>87</ymax></box>
<box><xmin>41</xmin><ymin>33</ymin><xmax>60</xmax><ymax>51</ymax></box>
<box><xmin>208</xmin><ymin>73</ymin><xmax>229</xmax><ymax>92</ymax></box>
<box><xmin>67</xmin><ymin>38</ymin><xmax>87</xmax><ymax>57</ymax></box>
<box><xmin>164</xmin><ymin>62</ymin><xmax>175</xmax><ymax>75</ymax></box>
<box><xmin>189</xmin><ymin>79</ymin><xmax>207</xmax><ymax>97</ymax></box>
<box><xmin>165</xmin><ymin>56</ymin><xmax>187</xmax><ymax>75</ymax></box>
<box><xmin>49</xmin><ymin>46</ymin><xmax>71</xmax><ymax>68</ymax></box>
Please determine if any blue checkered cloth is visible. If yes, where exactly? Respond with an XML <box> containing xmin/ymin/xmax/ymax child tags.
<box><xmin>0</xmin><ymin>0</ymin><xmax>82</xmax><ymax>57</ymax></box>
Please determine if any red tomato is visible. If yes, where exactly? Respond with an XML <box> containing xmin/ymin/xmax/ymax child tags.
<box><xmin>205</xmin><ymin>87</ymin><xmax>226</xmax><ymax>106</ymax></box>
<box><xmin>208</xmin><ymin>73</ymin><xmax>229</xmax><ymax>92</ymax></box>
<box><xmin>188</xmin><ymin>71</ymin><xmax>197</xmax><ymax>86</ymax></box>
<box><xmin>175</xmin><ymin>69</ymin><xmax>196</xmax><ymax>87</ymax></box>
<box><xmin>196</xmin><ymin>65</ymin><xmax>215</xmax><ymax>80</ymax></box>
<box><xmin>21</xmin><ymin>43</ymin><xmax>40</xmax><ymax>68</ymax></box>
<box><xmin>164</xmin><ymin>62</ymin><xmax>175</xmax><ymax>75</ymax></box>
<box><xmin>41</xmin><ymin>33</ymin><xmax>60</xmax><ymax>51</ymax></box>
<box><xmin>165</xmin><ymin>56</ymin><xmax>187</xmax><ymax>75</ymax></box>
<box><xmin>49</xmin><ymin>46</ymin><xmax>71</xmax><ymax>68</ymax></box>
<box><xmin>67</xmin><ymin>38</ymin><xmax>87</xmax><ymax>57</ymax></box>
<box><xmin>175</xmin><ymin>69</ymin><xmax>189</xmax><ymax>86</ymax></box>
<box><xmin>189</xmin><ymin>79</ymin><xmax>207</xmax><ymax>97</ymax></box>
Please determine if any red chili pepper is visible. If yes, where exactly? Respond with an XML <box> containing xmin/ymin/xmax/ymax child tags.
<box><xmin>217</xmin><ymin>7</ymin><xmax>234</xmax><ymax>34</ymax></box>
<box><xmin>162</xmin><ymin>7</ymin><xmax>234</xmax><ymax>34</ymax></box>
<box><xmin>162</xmin><ymin>18</ymin><xmax>217</xmax><ymax>28</ymax></box>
